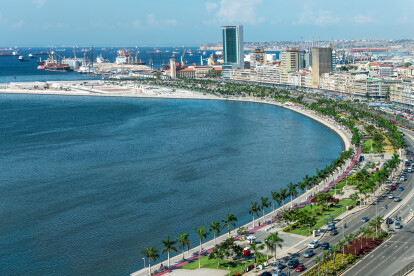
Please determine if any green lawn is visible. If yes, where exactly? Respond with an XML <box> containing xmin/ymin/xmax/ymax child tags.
<box><xmin>179</xmin><ymin>254</ymin><xmax>266</xmax><ymax>275</ymax></box>
<box><xmin>362</xmin><ymin>139</ymin><xmax>374</xmax><ymax>153</ymax></box>
<box><xmin>290</xmin><ymin>199</ymin><xmax>354</xmax><ymax>236</ymax></box>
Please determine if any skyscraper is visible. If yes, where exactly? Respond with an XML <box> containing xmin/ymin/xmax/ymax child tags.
<box><xmin>312</xmin><ymin>47</ymin><xmax>333</xmax><ymax>88</ymax></box>
<box><xmin>222</xmin><ymin>25</ymin><xmax>244</xmax><ymax>78</ymax></box>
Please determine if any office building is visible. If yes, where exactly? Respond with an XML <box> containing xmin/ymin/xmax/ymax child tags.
<box><xmin>312</xmin><ymin>47</ymin><xmax>333</xmax><ymax>88</ymax></box>
<box><xmin>222</xmin><ymin>25</ymin><xmax>244</xmax><ymax>78</ymax></box>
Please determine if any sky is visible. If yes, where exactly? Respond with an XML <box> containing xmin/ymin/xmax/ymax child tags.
<box><xmin>1</xmin><ymin>0</ymin><xmax>414</xmax><ymax>47</ymax></box>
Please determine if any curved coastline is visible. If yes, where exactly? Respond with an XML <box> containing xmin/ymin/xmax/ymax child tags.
<box><xmin>0</xmin><ymin>86</ymin><xmax>353</xmax><ymax>276</ymax></box>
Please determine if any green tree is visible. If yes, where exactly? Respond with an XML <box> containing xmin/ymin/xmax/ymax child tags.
<box><xmin>287</xmin><ymin>182</ymin><xmax>298</xmax><ymax>208</ymax></box>
<box><xmin>271</xmin><ymin>191</ymin><xmax>282</xmax><ymax>213</ymax></box>
<box><xmin>193</xmin><ymin>226</ymin><xmax>209</xmax><ymax>268</ymax></box>
<box><xmin>209</xmin><ymin>221</ymin><xmax>221</xmax><ymax>245</ymax></box>
<box><xmin>258</xmin><ymin>196</ymin><xmax>270</xmax><ymax>222</ymax></box>
<box><xmin>250</xmin><ymin>242</ymin><xmax>265</xmax><ymax>268</ymax></box>
<box><xmin>208</xmin><ymin>246</ymin><xmax>225</xmax><ymax>268</ymax></box>
<box><xmin>176</xmin><ymin>233</ymin><xmax>190</xmax><ymax>260</ymax></box>
<box><xmin>265</xmin><ymin>232</ymin><xmax>284</xmax><ymax>261</ymax></box>
<box><xmin>279</xmin><ymin>188</ymin><xmax>288</xmax><ymax>209</ymax></box>
<box><xmin>140</xmin><ymin>246</ymin><xmax>160</xmax><ymax>275</ymax></box>
<box><xmin>222</xmin><ymin>213</ymin><xmax>237</xmax><ymax>238</ymax></box>
<box><xmin>249</xmin><ymin>201</ymin><xmax>259</xmax><ymax>228</ymax></box>
<box><xmin>161</xmin><ymin>236</ymin><xmax>178</xmax><ymax>267</ymax></box>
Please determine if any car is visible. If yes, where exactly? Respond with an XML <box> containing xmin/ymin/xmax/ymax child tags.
<box><xmin>304</xmin><ymin>249</ymin><xmax>315</xmax><ymax>258</ymax></box>
<box><xmin>325</xmin><ymin>246</ymin><xmax>333</xmax><ymax>253</ymax></box>
<box><xmin>408</xmin><ymin>168</ymin><xmax>413</xmax><ymax>173</ymax></box>
<box><xmin>321</xmin><ymin>242</ymin><xmax>330</xmax><ymax>250</ymax></box>
<box><xmin>391</xmin><ymin>185</ymin><xmax>397</xmax><ymax>190</ymax></box>
<box><xmin>388</xmin><ymin>194</ymin><xmax>394</xmax><ymax>199</ymax></box>
<box><xmin>386</xmin><ymin>217</ymin><xmax>394</xmax><ymax>224</ymax></box>
<box><xmin>395</xmin><ymin>221</ymin><xmax>402</xmax><ymax>229</ymax></box>
<box><xmin>399</xmin><ymin>186</ymin><xmax>404</xmax><ymax>191</ymax></box>
<box><xmin>361</xmin><ymin>217</ymin><xmax>369</xmax><ymax>222</ymax></box>
<box><xmin>330</xmin><ymin>229</ymin><xmax>339</xmax><ymax>235</ymax></box>
<box><xmin>400</xmin><ymin>177</ymin><xmax>406</xmax><ymax>181</ymax></box>
<box><xmin>260</xmin><ymin>272</ymin><xmax>272</xmax><ymax>276</ymax></box>
<box><xmin>327</xmin><ymin>223</ymin><xmax>336</xmax><ymax>231</ymax></box>
<box><xmin>272</xmin><ymin>271</ymin><xmax>287</xmax><ymax>276</ymax></box>
<box><xmin>295</xmin><ymin>264</ymin><xmax>305</xmax><ymax>272</ymax></box>
<box><xmin>272</xmin><ymin>261</ymin><xmax>286</xmax><ymax>270</ymax></box>
<box><xmin>394</xmin><ymin>196</ymin><xmax>401</xmax><ymax>202</ymax></box>
<box><xmin>287</xmin><ymin>258</ymin><xmax>299</xmax><ymax>269</ymax></box>
<box><xmin>308</xmin><ymin>240</ymin><xmax>319</xmax><ymax>249</ymax></box>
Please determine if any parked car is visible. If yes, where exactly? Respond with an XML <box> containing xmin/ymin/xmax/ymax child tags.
<box><xmin>394</xmin><ymin>196</ymin><xmax>401</xmax><ymax>202</ymax></box>
<box><xmin>388</xmin><ymin>194</ymin><xmax>394</xmax><ymax>199</ymax></box>
<box><xmin>399</xmin><ymin>186</ymin><xmax>404</xmax><ymax>191</ymax></box>
<box><xmin>361</xmin><ymin>217</ymin><xmax>369</xmax><ymax>222</ymax></box>
<box><xmin>308</xmin><ymin>240</ymin><xmax>319</xmax><ymax>249</ymax></box>
<box><xmin>395</xmin><ymin>221</ymin><xmax>402</xmax><ymax>229</ymax></box>
<box><xmin>272</xmin><ymin>271</ymin><xmax>287</xmax><ymax>276</ymax></box>
<box><xmin>304</xmin><ymin>249</ymin><xmax>315</xmax><ymax>258</ymax></box>
<box><xmin>386</xmin><ymin>217</ymin><xmax>394</xmax><ymax>224</ymax></box>
<box><xmin>260</xmin><ymin>272</ymin><xmax>272</xmax><ymax>276</ymax></box>
<box><xmin>330</xmin><ymin>229</ymin><xmax>339</xmax><ymax>235</ymax></box>
<box><xmin>391</xmin><ymin>185</ymin><xmax>397</xmax><ymax>190</ymax></box>
<box><xmin>321</xmin><ymin>242</ymin><xmax>330</xmax><ymax>250</ymax></box>
<box><xmin>327</xmin><ymin>223</ymin><xmax>336</xmax><ymax>231</ymax></box>
<box><xmin>295</xmin><ymin>264</ymin><xmax>306</xmax><ymax>272</ymax></box>
<box><xmin>272</xmin><ymin>261</ymin><xmax>286</xmax><ymax>270</ymax></box>
<box><xmin>287</xmin><ymin>258</ymin><xmax>299</xmax><ymax>269</ymax></box>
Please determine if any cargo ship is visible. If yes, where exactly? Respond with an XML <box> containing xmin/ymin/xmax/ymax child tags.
<box><xmin>37</xmin><ymin>54</ymin><xmax>72</xmax><ymax>72</ymax></box>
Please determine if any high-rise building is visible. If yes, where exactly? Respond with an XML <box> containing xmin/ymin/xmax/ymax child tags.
<box><xmin>312</xmin><ymin>47</ymin><xmax>333</xmax><ymax>88</ymax></box>
<box><xmin>170</xmin><ymin>56</ymin><xmax>176</xmax><ymax>78</ymax></box>
<box><xmin>222</xmin><ymin>25</ymin><xmax>244</xmax><ymax>79</ymax></box>
<box><xmin>280</xmin><ymin>48</ymin><xmax>299</xmax><ymax>84</ymax></box>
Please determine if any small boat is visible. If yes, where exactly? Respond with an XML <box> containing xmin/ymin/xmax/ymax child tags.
<box><xmin>19</xmin><ymin>55</ymin><xmax>29</xmax><ymax>62</ymax></box>
<box><xmin>28</xmin><ymin>53</ymin><xmax>34</xmax><ymax>58</ymax></box>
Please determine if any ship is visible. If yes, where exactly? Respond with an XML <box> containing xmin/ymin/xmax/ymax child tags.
<box><xmin>38</xmin><ymin>53</ymin><xmax>72</xmax><ymax>72</ymax></box>
<box><xmin>37</xmin><ymin>59</ymin><xmax>45</xmax><ymax>70</ymax></box>
<box><xmin>28</xmin><ymin>53</ymin><xmax>34</xmax><ymax>58</ymax></box>
<box><xmin>19</xmin><ymin>55</ymin><xmax>29</xmax><ymax>62</ymax></box>
<box><xmin>0</xmin><ymin>51</ymin><xmax>14</xmax><ymax>57</ymax></box>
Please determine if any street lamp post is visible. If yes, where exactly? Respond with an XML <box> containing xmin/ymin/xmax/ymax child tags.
<box><xmin>142</xmin><ymin>258</ymin><xmax>146</xmax><ymax>275</ymax></box>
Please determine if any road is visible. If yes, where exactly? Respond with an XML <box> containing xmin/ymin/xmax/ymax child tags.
<box><xmin>341</xmin><ymin>128</ymin><xmax>414</xmax><ymax>276</ymax></box>
<box><xmin>265</xmin><ymin>128</ymin><xmax>414</xmax><ymax>275</ymax></box>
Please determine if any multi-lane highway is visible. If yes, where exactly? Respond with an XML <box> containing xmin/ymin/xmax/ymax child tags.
<box><xmin>342</xmin><ymin>128</ymin><xmax>414</xmax><ymax>276</ymax></box>
<box><xmin>267</xmin><ymin>129</ymin><xmax>414</xmax><ymax>276</ymax></box>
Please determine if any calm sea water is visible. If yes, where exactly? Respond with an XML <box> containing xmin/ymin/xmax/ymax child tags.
<box><xmin>0</xmin><ymin>94</ymin><xmax>342</xmax><ymax>275</ymax></box>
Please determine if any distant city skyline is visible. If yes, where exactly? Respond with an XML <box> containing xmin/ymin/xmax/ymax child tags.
<box><xmin>1</xmin><ymin>0</ymin><xmax>414</xmax><ymax>46</ymax></box>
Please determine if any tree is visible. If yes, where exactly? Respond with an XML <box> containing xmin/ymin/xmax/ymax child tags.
<box><xmin>140</xmin><ymin>246</ymin><xmax>160</xmax><ymax>276</ymax></box>
<box><xmin>314</xmin><ymin>256</ymin><xmax>321</xmax><ymax>276</ymax></box>
<box><xmin>258</xmin><ymin>196</ymin><xmax>270</xmax><ymax>222</ymax></box>
<box><xmin>222</xmin><ymin>213</ymin><xmax>237</xmax><ymax>238</ymax></box>
<box><xmin>161</xmin><ymin>236</ymin><xmax>178</xmax><ymax>267</ymax></box>
<box><xmin>249</xmin><ymin>202</ymin><xmax>259</xmax><ymax>228</ymax></box>
<box><xmin>279</xmin><ymin>188</ymin><xmax>288</xmax><ymax>209</ymax></box>
<box><xmin>338</xmin><ymin>239</ymin><xmax>346</xmax><ymax>264</ymax></box>
<box><xmin>331</xmin><ymin>244</ymin><xmax>339</xmax><ymax>270</ymax></box>
<box><xmin>250</xmin><ymin>242</ymin><xmax>265</xmax><ymax>268</ymax></box>
<box><xmin>298</xmin><ymin>182</ymin><xmax>306</xmax><ymax>196</ymax></box>
<box><xmin>237</xmin><ymin>226</ymin><xmax>249</xmax><ymax>239</ymax></box>
<box><xmin>265</xmin><ymin>232</ymin><xmax>284</xmax><ymax>261</ymax></box>
<box><xmin>194</xmin><ymin>226</ymin><xmax>209</xmax><ymax>268</ymax></box>
<box><xmin>176</xmin><ymin>233</ymin><xmax>190</xmax><ymax>260</ymax></box>
<box><xmin>360</xmin><ymin>227</ymin><xmax>369</xmax><ymax>249</ymax></box>
<box><xmin>287</xmin><ymin>182</ymin><xmax>297</xmax><ymax>208</ymax></box>
<box><xmin>208</xmin><ymin>246</ymin><xmax>225</xmax><ymax>268</ymax></box>
<box><xmin>271</xmin><ymin>191</ymin><xmax>282</xmax><ymax>213</ymax></box>
<box><xmin>209</xmin><ymin>222</ymin><xmax>221</xmax><ymax>245</ymax></box>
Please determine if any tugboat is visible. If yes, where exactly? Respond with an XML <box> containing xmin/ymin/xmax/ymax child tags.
<box><xmin>37</xmin><ymin>58</ymin><xmax>45</xmax><ymax>70</ymax></box>
<box><xmin>19</xmin><ymin>55</ymin><xmax>29</xmax><ymax>62</ymax></box>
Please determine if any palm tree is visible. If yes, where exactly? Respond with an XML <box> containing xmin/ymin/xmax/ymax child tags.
<box><xmin>222</xmin><ymin>213</ymin><xmax>237</xmax><ymax>237</ymax></box>
<box><xmin>208</xmin><ymin>246</ymin><xmax>224</xmax><ymax>268</ymax></box>
<box><xmin>298</xmin><ymin>182</ymin><xmax>306</xmax><ymax>196</ymax></box>
<box><xmin>314</xmin><ymin>256</ymin><xmax>321</xmax><ymax>276</ymax></box>
<box><xmin>279</xmin><ymin>188</ymin><xmax>288</xmax><ymax>209</ymax></box>
<box><xmin>258</xmin><ymin>196</ymin><xmax>270</xmax><ymax>222</ymax></box>
<box><xmin>161</xmin><ymin>236</ymin><xmax>178</xmax><ymax>267</ymax></box>
<box><xmin>193</xmin><ymin>226</ymin><xmax>209</xmax><ymax>268</ymax></box>
<box><xmin>331</xmin><ymin>244</ymin><xmax>339</xmax><ymax>270</ymax></box>
<box><xmin>140</xmin><ymin>246</ymin><xmax>160</xmax><ymax>276</ymax></box>
<box><xmin>287</xmin><ymin>182</ymin><xmax>297</xmax><ymax>208</ymax></box>
<box><xmin>265</xmin><ymin>232</ymin><xmax>284</xmax><ymax>260</ymax></box>
<box><xmin>209</xmin><ymin>222</ymin><xmax>221</xmax><ymax>245</ymax></box>
<box><xmin>338</xmin><ymin>239</ymin><xmax>346</xmax><ymax>264</ymax></box>
<box><xmin>250</xmin><ymin>242</ymin><xmax>264</xmax><ymax>268</ymax></box>
<box><xmin>271</xmin><ymin>191</ymin><xmax>281</xmax><ymax>213</ymax></box>
<box><xmin>249</xmin><ymin>201</ymin><xmax>259</xmax><ymax>228</ymax></box>
<box><xmin>322</xmin><ymin>250</ymin><xmax>330</xmax><ymax>274</ymax></box>
<box><xmin>176</xmin><ymin>233</ymin><xmax>190</xmax><ymax>260</ymax></box>
<box><xmin>360</xmin><ymin>227</ymin><xmax>369</xmax><ymax>249</ymax></box>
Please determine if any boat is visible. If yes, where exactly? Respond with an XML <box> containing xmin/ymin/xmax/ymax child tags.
<box><xmin>96</xmin><ymin>54</ymin><xmax>109</xmax><ymax>64</ymax></box>
<box><xmin>12</xmin><ymin>51</ymin><xmax>18</xmax><ymax>56</ymax></box>
<box><xmin>39</xmin><ymin>53</ymin><xmax>73</xmax><ymax>72</ymax></box>
<box><xmin>33</xmin><ymin>51</ymin><xmax>49</xmax><ymax>56</ymax></box>
<box><xmin>0</xmin><ymin>51</ymin><xmax>14</xmax><ymax>57</ymax></box>
<box><xmin>19</xmin><ymin>55</ymin><xmax>29</xmax><ymax>62</ymax></box>
<box><xmin>28</xmin><ymin>53</ymin><xmax>34</xmax><ymax>58</ymax></box>
<box><xmin>37</xmin><ymin>59</ymin><xmax>45</xmax><ymax>70</ymax></box>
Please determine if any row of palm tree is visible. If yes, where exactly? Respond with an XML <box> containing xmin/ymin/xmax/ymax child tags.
<box><xmin>140</xmin><ymin>213</ymin><xmax>237</xmax><ymax>274</ymax></box>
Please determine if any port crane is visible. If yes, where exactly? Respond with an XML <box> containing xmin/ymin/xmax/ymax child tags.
<box><xmin>181</xmin><ymin>49</ymin><xmax>186</xmax><ymax>66</ymax></box>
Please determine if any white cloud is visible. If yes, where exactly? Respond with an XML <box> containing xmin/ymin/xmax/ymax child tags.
<box><xmin>205</xmin><ymin>0</ymin><xmax>263</xmax><ymax>25</ymax></box>
<box><xmin>205</xmin><ymin>2</ymin><xmax>218</xmax><ymax>11</ymax></box>
<box><xmin>130</xmin><ymin>14</ymin><xmax>177</xmax><ymax>29</ymax></box>
<box><xmin>12</xmin><ymin>20</ymin><xmax>24</xmax><ymax>28</ymax></box>
<box><xmin>296</xmin><ymin>4</ymin><xmax>339</xmax><ymax>26</ymax></box>
<box><xmin>32</xmin><ymin>0</ymin><xmax>46</xmax><ymax>8</ymax></box>
<box><xmin>353</xmin><ymin>15</ymin><xmax>376</xmax><ymax>24</ymax></box>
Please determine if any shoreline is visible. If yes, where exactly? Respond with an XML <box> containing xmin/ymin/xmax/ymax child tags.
<box><xmin>0</xmin><ymin>85</ymin><xmax>353</xmax><ymax>276</ymax></box>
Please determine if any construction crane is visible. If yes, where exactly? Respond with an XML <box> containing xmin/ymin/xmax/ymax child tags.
<box><xmin>181</xmin><ymin>49</ymin><xmax>186</xmax><ymax>66</ymax></box>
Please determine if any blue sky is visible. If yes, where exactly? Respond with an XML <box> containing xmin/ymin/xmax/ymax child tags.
<box><xmin>1</xmin><ymin>0</ymin><xmax>414</xmax><ymax>46</ymax></box>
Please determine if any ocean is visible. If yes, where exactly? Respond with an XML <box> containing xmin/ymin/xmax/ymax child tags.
<box><xmin>0</xmin><ymin>94</ymin><xmax>342</xmax><ymax>275</ymax></box>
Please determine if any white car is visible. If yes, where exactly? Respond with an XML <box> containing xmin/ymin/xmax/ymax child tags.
<box><xmin>308</xmin><ymin>240</ymin><xmax>319</xmax><ymax>249</ymax></box>
<box><xmin>388</xmin><ymin>194</ymin><xmax>394</xmax><ymax>199</ymax></box>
